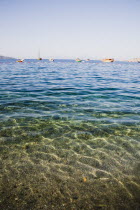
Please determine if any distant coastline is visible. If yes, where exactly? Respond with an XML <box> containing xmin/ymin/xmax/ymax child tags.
<box><xmin>0</xmin><ymin>55</ymin><xmax>16</xmax><ymax>59</ymax></box>
<box><xmin>0</xmin><ymin>55</ymin><xmax>140</xmax><ymax>62</ymax></box>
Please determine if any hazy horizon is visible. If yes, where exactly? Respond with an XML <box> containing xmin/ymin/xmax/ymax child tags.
<box><xmin>1</xmin><ymin>56</ymin><xmax>139</xmax><ymax>61</ymax></box>
<box><xmin>0</xmin><ymin>0</ymin><xmax>140</xmax><ymax>60</ymax></box>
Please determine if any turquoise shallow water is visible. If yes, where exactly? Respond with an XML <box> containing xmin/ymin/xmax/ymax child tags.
<box><xmin>0</xmin><ymin>59</ymin><xmax>140</xmax><ymax>209</ymax></box>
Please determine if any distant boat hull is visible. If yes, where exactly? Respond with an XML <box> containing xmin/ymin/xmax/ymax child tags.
<box><xmin>38</xmin><ymin>58</ymin><xmax>42</xmax><ymax>60</ymax></box>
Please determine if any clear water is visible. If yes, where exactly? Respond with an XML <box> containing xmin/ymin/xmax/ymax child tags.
<box><xmin>0</xmin><ymin>59</ymin><xmax>140</xmax><ymax>209</ymax></box>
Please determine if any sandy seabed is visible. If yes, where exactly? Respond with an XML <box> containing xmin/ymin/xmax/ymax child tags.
<box><xmin>0</xmin><ymin>119</ymin><xmax>140</xmax><ymax>210</ymax></box>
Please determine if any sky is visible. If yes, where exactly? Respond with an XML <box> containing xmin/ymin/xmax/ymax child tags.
<box><xmin>0</xmin><ymin>0</ymin><xmax>140</xmax><ymax>60</ymax></box>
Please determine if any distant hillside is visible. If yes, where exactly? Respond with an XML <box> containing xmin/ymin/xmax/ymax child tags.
<box><xmin>0</xmin><ymin>55</ymin><xmax>15</xmax><ymax>59</ymax></box>
<box><xmin>128</xmin><ymin>58</ymin><xmax>140</xmax><ymax>62</ymax></box>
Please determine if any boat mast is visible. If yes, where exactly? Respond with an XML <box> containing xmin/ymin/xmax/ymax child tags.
<box><xmin>38</xmin><ymin>49</ymin><xmax>40</xmax><ymax>59</ymax></box>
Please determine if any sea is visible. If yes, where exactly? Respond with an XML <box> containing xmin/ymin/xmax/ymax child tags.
<box><xmin>0</xmin><ymin>59</ymin><xmax>140</xmax><ymax>210</ymax></box>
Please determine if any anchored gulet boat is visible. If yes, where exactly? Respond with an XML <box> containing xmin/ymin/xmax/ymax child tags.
<box><xmin>102</xmin><ymin>58</ymin><xmax>114</xmax><ymax>62</ymax></box>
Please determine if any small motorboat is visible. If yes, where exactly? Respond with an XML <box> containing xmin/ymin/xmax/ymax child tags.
<box><xmin>16</xmin><ymin>59</ymin><xmax>24</xmax><ymax>62</ymax></box>
<box><xmin>38</xmin><ymin>58</ymin><xmax>42</xmax><ymax>60</ymax></box>
<box><xmin>76</xmin><ymin>58</ymin><xmax>82</xmax><ymax>62</ymax></box>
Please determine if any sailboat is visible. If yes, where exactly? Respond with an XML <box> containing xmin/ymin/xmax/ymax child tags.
<box><xmin>37</xmin><ymin>50</ymin><xmax>42</xmax><ymax>60</ymax></box>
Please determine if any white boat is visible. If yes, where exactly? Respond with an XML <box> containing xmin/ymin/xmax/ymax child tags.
<box><xmin>49</xmin><ymin>58</ymin><xmax>54</xmax><ymax>62</ymax></box>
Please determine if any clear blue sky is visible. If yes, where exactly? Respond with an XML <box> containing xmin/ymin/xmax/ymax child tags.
<box><xmin>0</xmin><ymin>0</ymin><xmax>140</xmax><ymax>59</ymax></box>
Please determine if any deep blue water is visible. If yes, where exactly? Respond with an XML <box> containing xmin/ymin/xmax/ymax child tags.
<box><xmin>0</xmin><ymin>59</ymin><xmax>140</xmax><ymax>122</ymax></box>
<box><xmin>0</xmin><ymin>59</ymin><xmax>140</xmax><ymax>209</ymax></box>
